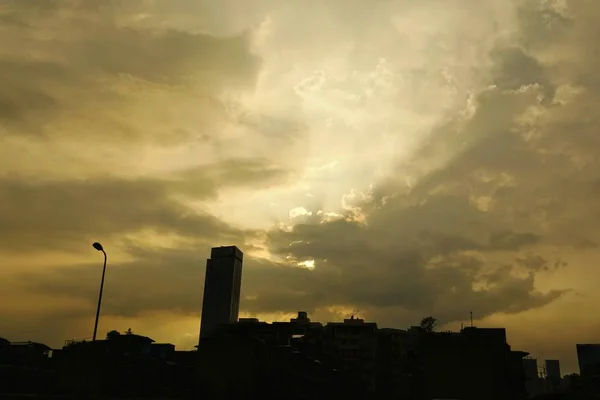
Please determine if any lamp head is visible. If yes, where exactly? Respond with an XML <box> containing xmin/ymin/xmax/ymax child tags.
<box><xmin>92</xmin><ymin>242</ymin><xmax>104</xmax><ymax>252</ymax></box>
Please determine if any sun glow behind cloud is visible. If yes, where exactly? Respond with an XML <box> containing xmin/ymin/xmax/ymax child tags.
<box><xmin>297</xmin><ymin>259</ymin><xmax>315</xmax><ymax>270</ymax></box>
<box><xmin>199</xmin><ymin>0</ymin><xmax>520</xmax><ymax>231</ymax></box>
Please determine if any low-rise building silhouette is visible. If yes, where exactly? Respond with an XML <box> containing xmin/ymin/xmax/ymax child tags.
<box><xmin>417</xmin><ymin>326</ymin><xmax>524</xmax><ymax>400</ymax></box>
<box><xmin>375</xmin><ymin>327</ymin><xmax>420</xmax><ymax>399</ymax></box>
<box><xmin>203</xmin><ymin>313</ymin><xmax>533</xmax><ymax>400</ymax></box>
<box><xmin>323</xmin><ymin>316</ymin><xmax>378</xmax><ymax>397</ymax></box>
<box><xmin>51</xmin><ymin>329</ymin><xmax>193</xmax><ymax>398</ymax></box>
<box><xmin>0</xmin><ymin>340</ymin><xmax>52</xmax><ymax>368</ymax></box>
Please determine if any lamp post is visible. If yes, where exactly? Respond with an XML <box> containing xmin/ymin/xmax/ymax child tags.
<box><xmin>92</xmin><ymin>242</ymin><xmax>107</xmax><ymax>342</ymax></box>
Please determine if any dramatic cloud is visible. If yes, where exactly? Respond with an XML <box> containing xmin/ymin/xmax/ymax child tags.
<box><xmin>2</xmin><ymin>0</ymin><xmax>600</xmax><ymax>375</ymax></box>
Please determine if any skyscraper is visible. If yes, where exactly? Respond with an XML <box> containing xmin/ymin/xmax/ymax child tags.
<box><xmin>576</xmin><ymin>343</ymin><xmax>600</xmax><ymax>377</ymax></box>
<box><xmin>545</xmin><ymin>359</ymin><xmax>561</xmax><ymax>380</ymax></box>
<box><xmin>199</xmin><ymin>246</ymin><xmax>243</xmax><ymax>343</ymax></box>
<box><xmin>545</xmin><ymin>359</ymin><xmax>561</xmax><ymax>392</ymax></box>
<box><xmin>523</xmin><ymin>358</ymin><xmax>540</xmax><ymax>397</ymax></box>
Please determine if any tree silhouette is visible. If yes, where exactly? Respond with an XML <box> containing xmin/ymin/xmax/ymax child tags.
<box><xmin>419</xmin><ymin>316</ymin><xmax>438</xmax><ymax>333</ymax></box>
<box><xmin>106</xmin><ymin>330</ymin><xmax>121</xmax><ymax>340</ymax></box>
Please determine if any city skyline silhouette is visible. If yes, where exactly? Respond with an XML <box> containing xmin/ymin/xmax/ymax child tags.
<box><xmin>1</xmin><ymin>243</ymin><xmax>599</xmax><ymax>398</ymax></box>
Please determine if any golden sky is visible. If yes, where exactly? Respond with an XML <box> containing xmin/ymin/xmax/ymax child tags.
<box><xmin>1</xmin><ymin>0</ymin><xmax>599</xmax><ymax>374</ymax></box>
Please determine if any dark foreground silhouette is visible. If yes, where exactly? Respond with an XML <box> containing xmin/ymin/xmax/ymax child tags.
<box><xmin>2</xmin><ymin>316</ymin><xmax>598</xmax><ymax>400</ymax></box>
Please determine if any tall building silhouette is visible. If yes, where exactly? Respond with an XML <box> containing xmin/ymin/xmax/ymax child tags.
<box><xmin>545</xmin><ymin>359</ymin><xmax>561</xmax><ymax>392</ymax></box>
<box><xmin>523</xmin><ymin>358</ymin><xmax>540</xmax><ymax>397</ymax></box>
<box><xmin>576</xmin><ymin>343</ymin><xmax>600</xmax><ymax>376</ymax></box>
<box><xmin>199</xmin><ymin>246</ymin><xmax>243</xmax><ymax>343</ymax></box>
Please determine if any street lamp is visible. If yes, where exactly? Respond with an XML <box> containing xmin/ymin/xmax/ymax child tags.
<box><xmin>92</xmin><ymin>242</ymin><xmax>107</xmax><ymax>342</ymax></box>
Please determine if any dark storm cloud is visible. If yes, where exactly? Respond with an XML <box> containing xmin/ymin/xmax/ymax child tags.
<box><xmin>0</xmin><ymin>176</ymin><xmax>223</xmax><ymax>252</ymax></box>
<box><xmin>17</xmin><ymin>247</ymin><xmax>290</xmax><ymax>319</ymax></box>
<box><xmin>489</xmin><ymin>231</ymin><xmax>540</xmax><ymax>251</ymax></box>
<box><xmin>15</xmin><ymin>241</ymin><xmax>565</xmax><ymax>328</ymax></box>
<box><xmin>17</xmin><ymin>0</ymin><xmax>592</xmax><ymax>328</ymax></box>
<box><xmin>0</xmin><ymin>1</ymin><xmax>299</xmax><ymax>253</ymax></box>
<box><xmin>181</xmin><ymin>158</ymin><xmax>294</xmax><ymax>189</ymax></box>
<box><xmin>255</xmin><ymin>208</ymin><xmax>564</xmax><ymax>326</ymax></box>
<box><xmin>0</xmin><ymin>0</ymin><xmax>259</xmax><ymax>139</ymax></box>
<box><xmin>491</xmin><ymin>46</ymin><xmax>555</xmax><ymax>101</ymax></box>
<box><xmin>0</xmin><ymin>157</ymin><xmax>290</xmax><ymax>253</ymax></box>
<box><xmin>20</xmin><ymin>247</ymin><xmax>210</xmax><ymax>318</ymax></box>
<box><xmin>238</xmin><ymin>0</ymin><xmax>600</xmax><ymax>326</ymax></box>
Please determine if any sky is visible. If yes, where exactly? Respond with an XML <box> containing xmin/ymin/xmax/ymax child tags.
<box><xmin>0</xmin><ymin>0</ymin><xmax>598</xmax><ymax>375</ymax></box>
